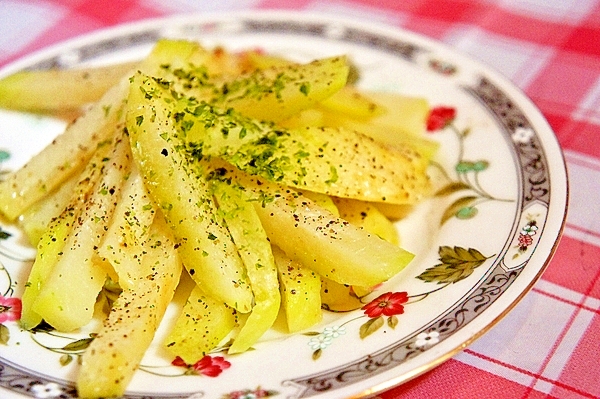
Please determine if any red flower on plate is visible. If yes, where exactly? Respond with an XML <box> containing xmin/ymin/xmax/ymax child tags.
<box><xmin>361</xmin><ymin>291</ymin><xmax>409</xmax><ymax>318</ymax></box>
<box><xmin>0</xmin><ymin>296</ymin><xmax>22</xmax><ymax>323</ymax></box>
<box><xmin>518</xmin><ymin>233</ymin><xmax>533</xmax><ymax>248</ymax></box>
<box><xmin>426</xmin><ymin>106</ymin><xmax>456</xmax><ymax>132</ymax></box>
<box><xmin>193</xmin><ymin>355</ymin><xmax>231</xmax><ymax>377</ymax></box>
<box><xmin>172</xmin><ymin>355</ymin><xmax>231</xmax><ymax>377</ymax></box>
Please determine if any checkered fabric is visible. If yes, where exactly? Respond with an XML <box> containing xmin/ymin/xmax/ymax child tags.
<box><xmin>1</xmin><ymin>1</ymin><xmax>599</xmax><ymax>398</ymax></box>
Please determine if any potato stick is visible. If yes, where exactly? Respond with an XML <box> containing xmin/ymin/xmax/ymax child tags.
<box><xmin>78</xmin><ymin>218</ymin><xmax>182</xmax><ymax>398</ymax></box>
<box><xmin>0</xmin><ymin>62</ymin><xmax>137</xmax><ymax>114</ymax></box>
<box><xmin>164</xmin><ymin>284</ymin><xmax>236</xmax><ymax>364</ymax></box>
<box><xmin>18</xmin><ymin>172</ymin><xmax>78</xmax><ymax>246</ymax></box>
<box><xmin>211</xmin><ymin>179</ymin><xmax>280</xmax><ymax>354</ymax></box>
<box><xmin>20</xmin><ymin>211</ymin><xmax>74</xmax><ymax>330</ymax></box>
<box><xmin>126</xmin><ymin>72</ymin><xmax>253</xmax><ymax>312</ymax></box>
<box><xmin>33</xmin><ymin>128</ymin><xmax>132</xmax><ymax>331</ymax></box>
<box><xmin>0</xmin><ymin>76</ymin><xmax>130</xmax><ymax>221</ymax></box>
<box><xmin>211</xmin><ymin>56</ymin><xmax>348</xmax><ymax>123</ymax></box>
<box><xmin>272</xmin><ymin>246</ymin><xmax>322</xmax><ymax>332</ymax></box>
<box><xmin>98</xmin><ymin>165</ymin><xmax>156</xmax><ymax>290</ymax></box>
<box><xmin>242</xmin><ymin>49</ymin><xmax>383</xmax><ymax>119</ymax></box>
<box><xmin>20</xmin><ymin>138</ymin><xmax>115</xmax><ymax>330</ymax></box>
<box><xmin>254</xmin><ymin>190</ymin><xmax>414</xmax><ymax>286</ymax></box>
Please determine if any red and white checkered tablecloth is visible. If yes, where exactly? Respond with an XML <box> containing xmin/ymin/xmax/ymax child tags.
<box><xmin>1</xmin><ymin>1</ymin><xmax>599</xmax><ymax>398</ymax></box>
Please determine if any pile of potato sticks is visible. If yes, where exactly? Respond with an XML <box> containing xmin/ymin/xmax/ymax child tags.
<box><xmin>0</xmin><ymin>39</ymin><xmax>435</xmax><ymax>397</ymax></box>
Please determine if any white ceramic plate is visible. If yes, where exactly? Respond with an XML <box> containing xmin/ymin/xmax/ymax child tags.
<box><xmin>0</xmin><ymin>11</ymin><xmax>568</xmax><ymax>399</ymax></box>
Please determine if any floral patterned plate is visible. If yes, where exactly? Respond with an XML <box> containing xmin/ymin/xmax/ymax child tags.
<box><xmin>0</xmin><ymin>11</ymin><xmax>568</xmax><ymax>399</ymax></box>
